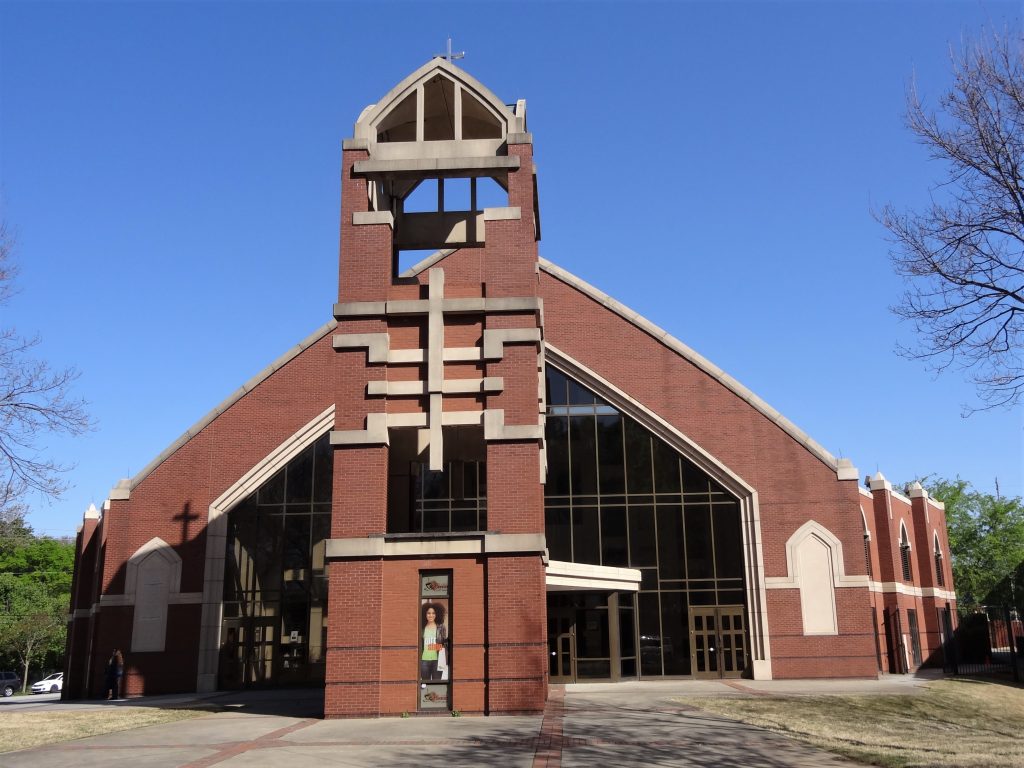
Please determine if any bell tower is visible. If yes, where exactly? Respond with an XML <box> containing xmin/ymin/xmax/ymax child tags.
<box><xmin>325</xmin><ymin>59</ymin><xmax>548</xmax><ymax>717</ymax></box>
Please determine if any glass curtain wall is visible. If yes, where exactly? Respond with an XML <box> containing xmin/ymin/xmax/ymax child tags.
<box><xmin>220</xmin><ymin>433</ymin><xmax>332</xmax><ymax>688</ymax></box>
<box><xmin>544</xmin><ymin>366</ymin><xmax>746</xmax><ymax>676</ymax></box>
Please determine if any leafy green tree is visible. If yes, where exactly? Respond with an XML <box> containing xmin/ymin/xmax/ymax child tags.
<box><xmin>927</xmin><ymin>477</ymin><xmax>1024</xmax><ymax>610</ymax></box>
<box><xmin>0</xmin><ymin>513</ymin><xmax>74</xmax><ymax>688</ymax></box>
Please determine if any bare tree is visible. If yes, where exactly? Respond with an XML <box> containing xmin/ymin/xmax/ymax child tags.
<box><xmin>879</xmin><ymin>29</ymin><xmax>1024</xmax><ymax>410</ymax></box>
<box><xmin>0</xmin><ymin>222</ymin><xmax>91</xmax><ymax>514</ymax></box>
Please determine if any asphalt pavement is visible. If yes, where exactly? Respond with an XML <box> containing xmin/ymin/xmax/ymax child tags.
<box><xmin>0</xmin><ymin>675</ymin><xmax>938</xmax><ymax>768</ymax></box>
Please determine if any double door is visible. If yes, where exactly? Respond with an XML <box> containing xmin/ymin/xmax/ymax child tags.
<box><xmin>689</xmin><ymin>605</ymin><xmax>746</xmax><ymax>678</ymax></box>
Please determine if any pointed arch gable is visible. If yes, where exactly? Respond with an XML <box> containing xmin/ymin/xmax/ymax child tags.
<box><xmin>195</xmin><ymin>404</ymin><xmax>335</xmax><ymax>692</ymax></box>
<box><xmin>354</xmin><ymin>59</ymin><xmax>520</xmax><ymax>144</ymax></box>
<box><xmin>544</xmin><ymin>344</ymin><xmax>774</xmax><ymax>679</ymax></box>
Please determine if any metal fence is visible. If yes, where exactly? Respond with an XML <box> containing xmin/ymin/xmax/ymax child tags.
<box><xmin>943</xmin><ymin>605</ymin><xmax>1023</xmax><ymax>681</ymax></box>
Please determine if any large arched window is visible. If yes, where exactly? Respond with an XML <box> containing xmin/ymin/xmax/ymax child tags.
<box><xmin>934</xmin><ymin>532</ymin><xmax>945</xmax><ymax>587</ymax></box>
<box><xmin>544</xmin><ymin>366</ymin><xmax>745</xmax><ymax>677</ymax></box>
<box><xmin>220</xmin><ymin>433</ymin><xmax>333</xmax><ymax>688</ymax></box>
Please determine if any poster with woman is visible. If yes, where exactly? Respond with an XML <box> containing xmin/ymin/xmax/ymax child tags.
<box><xmin>420</xmin><ymin>599</ymin><xmax>450</xmax><ymax>680</ymax></box>
<box><xmin>419</xmin><ymin>572</ymin><xmax>451</xmax><ymax>710</ymax></box>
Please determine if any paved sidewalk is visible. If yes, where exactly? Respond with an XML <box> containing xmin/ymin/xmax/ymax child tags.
<box><xmin>0</xmin><ymin>677</ymin><xmax>934</xmax><ymax>768</ymax></box>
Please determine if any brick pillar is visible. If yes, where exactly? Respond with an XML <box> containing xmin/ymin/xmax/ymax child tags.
<box><xmin>485</xmin><ymin>555</ymin><xmax>547</xmax><ymax>713</ymax></box>
<box><xmin>325</xmin><ymin>446</ymin><xmax>388</xmax><ymax>717</ymax></box>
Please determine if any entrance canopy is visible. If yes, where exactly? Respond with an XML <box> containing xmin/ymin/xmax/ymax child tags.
<box><xmin>545</xmin><ymin>560</ymin><xmax>641</xmax><ymax>593</ymax></box>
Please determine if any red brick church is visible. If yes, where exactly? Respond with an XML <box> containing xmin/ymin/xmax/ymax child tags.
<box><xmin>65</xmin><ymin>60</ymin><xmax>957</xmax><ymax>716</ymax></box>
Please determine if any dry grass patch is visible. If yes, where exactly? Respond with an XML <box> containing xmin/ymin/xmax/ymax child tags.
<box><xmin>0</xmin><ymin>706</ymin><xmax>211</xmax><ymax>753</ymax></box>
<box><xmin>681</xmin><ymin>678</ymin><xmax>1024</xmax><ymax>767</ymax></box>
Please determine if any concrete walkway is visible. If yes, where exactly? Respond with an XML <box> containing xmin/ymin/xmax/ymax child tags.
<box><xmin>1</xmin><ymin>676</ymin><xmax>937</xmax><ymax>768</ymax></box>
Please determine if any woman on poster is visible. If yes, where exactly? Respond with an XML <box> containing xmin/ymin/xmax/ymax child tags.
<box><xmin>420</xmin><ymin>602</ymin><xmax>448</xmax><ymax>681</ymax></box>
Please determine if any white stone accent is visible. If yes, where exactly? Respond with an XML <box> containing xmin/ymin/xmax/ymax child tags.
<box><xmin>836</xmin><ymin>458</ymin><xmax>859</xmax><ymax>481</ymax></box>
<box><xmin>483</xmin><ymin>409</ymin><xmax>544</xmax><ymax>441</ymax></box>
<box><xmin>545</xmin><ymin>560</ymin><xmax>642</xmax><ymax>593</ymax></box>
<box><xmin>332</xmin><ymin>332</ymin><xmax>391</xmax><ymax>363</ymax></box>
<box><xmin>330</xmin><ymin>413</ymin><xmax>390</xmax><ymax>445</ymax></box>
<box><xmin>482</xmin><ymin>327</ymin><xmax>542</xmax><ymax>359</ymax></box>
<box><xmin>482</xmin><ymin>206</ymin><xmax>521</xmax><ymax>221</ymax></box>
<box><xmin>868</xmin><ymin>472</ymin><xmax>892</xmax><ymax>492</ymax></box>
<box><xmin>352</xmin><ymin>211</ymin><xmax>394</xmax><ymax>227</ymax></box>
<box><xmin>764</xmin><ymin>520</ymin><xmax>869</xmax><ymax>591</ymax></box>
<box><xmin>326</xmin><ymin>533</ymin><xmax>546</xmax><ymax>559</ymax></box>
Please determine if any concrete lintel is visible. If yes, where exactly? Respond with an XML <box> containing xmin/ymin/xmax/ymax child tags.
<box><xmin>330</xmin><ymin>413</ymin><xmax>389</xmax><ymax>446</ymax></box>
<box><xmin>333</xmin><ymin>332</ymin><xmax>391</xmax><ymax>363</ymax></box>
<box><xmin>440</xmin><ymin>411</ymin><xmax>484</xmax><ymax>426</ymax></box>
<box><xmin>443</xmin><ymin>347</ymin><xmax>481</xmax><ymax>362</ymax></box>
<box><xmin>352</xmin><ymin>211</ymin><xmax>394</xmax><ymax>228</ymax></box>
<box><xmin>386</xmin><ymin>299</ymin><xmax>430</xmax><ymax>315</ymax></box>
<box><xmin>353</xmin><ymin>156</ymin><xmax>520</xmax><ymax>177</ymax></box>
<box><xmin>368</xmin><ymin>380</ymin><xmax>424</xmax><ymax>396</ymax></box>
<box><xmin>482</xmin><ymin>327</ymin><xmax>542</xmax><ymax>359</ymax></box>
<box><xmin>439</xmin><ymin>378</ymin><xmax>500</xmax><ymax>394</ymax></box>
<box><xmin>342</xmin><ymin>138</ymin><xmax>369</xmax><ymax>151</ymax></box>
<box><xmin>483</xmin><ymin>206</ymin><xmax>522</xmax><ymax>221</ymax></box>
<box><xmin>326</xmin><ymin>538</ymin><xmax>385</xmax><ymax>558</ymax></box>
<box><xmin>442</xmin><ymin>298</ymin><xmax>486</xmax><ymax>313</ymax></box>
<box><xmin>326</xmin><ymin>533</ymin><xmax>547</xmax><ymax>560</ymax></box>
<box><xmin>506</xmin><ymin>132</ymin><xmax>533</xmax><ymax>145</ymax></box>
<box><xmin>484</xmin><ymin>297</ymin><xmax>541</xmax><ymax>312</ymax></box>
<box><xmin>389</xmin><ymin>348</ymin><xmax>426</xmax><ymax>364</ymax></box>
<box><xmin>485</xmin><ymin>533</ymin><xmax>546</xmax><ymax>553</ymax></box>
<box><xmin>545</xmin><ymin>559</ymin><xmax>641</xmax><ymax>592</ymax></box>
<box><xmin>387</xmin><ymin>412</ymin><xmax>428</xmax><ymax>428</ymax></box>
<box><xmin>334</xmin><ymin>301</ymin><xmax>387</xmax><ymax>318</ymax></box>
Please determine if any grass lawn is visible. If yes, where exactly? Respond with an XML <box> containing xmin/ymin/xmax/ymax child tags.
<box><xmin>682</xmin><ymin>678</ymin><xmax>1024</xmax><ymax>767</ymax></box>
<box><xmin>0</xmin><ymin>706</ymin><xmax>211</xmax><ymax>753</ymax></box>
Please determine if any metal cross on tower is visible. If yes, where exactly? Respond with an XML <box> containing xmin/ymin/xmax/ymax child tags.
<box><xmin>436</xmin><ymin>36</ymin><xmax>464</xmax><ymax>62</ymax></box>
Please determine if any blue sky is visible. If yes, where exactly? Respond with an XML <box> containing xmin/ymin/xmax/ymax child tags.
<box><xmin>1</xmin><ymin>1</ymin><xmax>1021</xmax><ymax>538</ymax></box>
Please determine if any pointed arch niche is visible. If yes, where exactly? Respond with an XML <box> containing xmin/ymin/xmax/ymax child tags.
<box><xmin>765</xmin><ymin>521</ymin><xmax>869</xmax><ymax>636</ymax></box>
<box><xmin>127</xmin><ymin>538</ymin><xmax>188</xmax><ymax>653</ymax></box>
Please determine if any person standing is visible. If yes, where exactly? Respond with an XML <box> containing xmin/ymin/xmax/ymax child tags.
<box><xmin>105</xmin><ymin>650</ymin><xmax>124</xmax><ymax>700</ymax></box>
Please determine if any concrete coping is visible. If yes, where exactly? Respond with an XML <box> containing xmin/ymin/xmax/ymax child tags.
<box><xmin>538</xmin><ymin>257</ymin><xmax>843</xmax><ymax>477</ymax></box>
<box><xmin>120</xmin><ymin>319</ymin><xmax>338</xmax><ymax>495</ymax></box>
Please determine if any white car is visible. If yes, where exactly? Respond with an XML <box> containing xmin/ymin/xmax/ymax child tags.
<box><xmin>30</xmin><ymin>673</ymin><xmax>63</xmax><ymax>694</ymax></box>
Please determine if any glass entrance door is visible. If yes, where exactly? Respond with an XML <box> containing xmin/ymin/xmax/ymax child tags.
<box><xmin>548</xmin><ymin>607</ymin><xmax>576</xmax><ymax>683</ymax></box>
<box><xmin>689</xmin><ymin>605</ymin><xmax>746</xmax><ymax>679</ymax></box>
